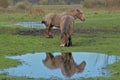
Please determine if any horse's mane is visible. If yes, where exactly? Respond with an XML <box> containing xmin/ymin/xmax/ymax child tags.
<box><xmin>63</xmin><ymin>8</ymin><xmax>82</xmax><ymax>17</ymax></box>
<box><xmin>62</xmin><ymin>9</ymin><xmax>74</xmax><ymax>16</ymax></box>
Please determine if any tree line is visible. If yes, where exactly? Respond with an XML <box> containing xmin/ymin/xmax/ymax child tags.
<box><xmin>9</xmin><ymin>0</ymin><xmax>84</xmax><ymax>5</ymax></box>
<box><xmin>0</xmin><ymin>0</ymin><xmax>120</xmax><ymax>8</ymax></box>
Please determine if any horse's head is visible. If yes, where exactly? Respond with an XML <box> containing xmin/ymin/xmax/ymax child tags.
<box><xmin>76</xmin><ymin>61</ymin><xmax>86</xmax><ymax>73</ymax></box>
<box><xmin>61</xmin><ymin>53</ymin><xmax>86</xmax><ymax>77</ymax></box>
<box><xmin>74</xmin><ymin>9</ymin><xmax>85</xmax><ymax>21</ymax></box>
<box><xmin>67</xmin><ymin>9</ymin><xmax>85</xmax><ymax>21</ymax></box>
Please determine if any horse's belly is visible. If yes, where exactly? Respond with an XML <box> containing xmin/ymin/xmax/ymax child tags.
<box><xmin>52</xmin><ymin>21</ymin><xmax>60</xmax><ymax>27</ymax></box>
<box><xmin>52</xmin><ymin>15</ymin><xmax>61</xmax><ymax>27</ymax></box>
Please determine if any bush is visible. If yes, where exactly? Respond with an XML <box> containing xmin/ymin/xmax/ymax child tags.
<box><xmin>83</xmin><ymin>0</ymin><xmax>120</xmax><ymax>8</ymax></box>
<box><xmin>0</xmin><ymin>7</ymin><xmax>6</xmax><ymax>12</ymax></box>
<box><xmin>0</xmin><ymin>0</ymin><xmax>9</xmax><ymax>8</ymax></box>
<box><xmin>39</xmin><ymin>0</ymin><xmax>48</xmax><ymax>5</ymax></box>
<box><xmin>83</xmin><ymin>0</ymin><xmax>106</xmax><ymax>8</ymax></box>
<box><xmin>109</xmin><ymin>0</ymin><xmax>120</xmax><ymax>6</ymax></box>
<box><xmin>83</xmin><ymin>0</ymin><xmax>94</xmax><ymax>8</ymax></box>
<box><xmin>29</xmin><ymin>6</ymin><xmax>44</xmax><ymax>16</ymax></box>
<box><xmin>15</xmin><ymin>1</ymin><xmax>31</xmax><ymax>10</ymax></box>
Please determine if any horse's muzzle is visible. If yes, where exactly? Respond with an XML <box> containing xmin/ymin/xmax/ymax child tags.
<box><xmin>82</xmin><ymin>19</ymin><xmax>85</xmax><ymax>22</ymax></box>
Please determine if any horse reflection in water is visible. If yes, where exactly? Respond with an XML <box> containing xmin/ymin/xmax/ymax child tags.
<box><xmin>42</xmin><ymin>52</ymin><xmax>86</xmax><ymax>77</ymax></box>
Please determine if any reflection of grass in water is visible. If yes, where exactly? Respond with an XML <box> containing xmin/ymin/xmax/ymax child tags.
<box><xmin>0</xmin><ymin>7</ymin><xmax>120</xmax><ymax>80</ymax></box>
<box><xmin>0</xmin><ymin>73</ymin><xmax>34</xmax><ymax>80</ymax></box>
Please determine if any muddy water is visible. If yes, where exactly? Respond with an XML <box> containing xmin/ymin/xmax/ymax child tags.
<box><xmin>0</xmin><ymin>52</ymin><xmax>120</xmax><ymax>79</ymax></box>
<box><xmin>15</xmin><ymin>22</ymin><xmax>58</xmax><ymax>29</ymax></box>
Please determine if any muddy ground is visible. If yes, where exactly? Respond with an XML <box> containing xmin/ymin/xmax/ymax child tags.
<box><xmin>17</xmin><ymin>28</ymin><xmax>120</xmax><ymax>36</ymax></box>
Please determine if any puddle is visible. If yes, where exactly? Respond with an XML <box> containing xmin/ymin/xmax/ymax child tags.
<box><xmin>15</xmin><ymin>22</ymin><xmax>45</xmax><ymax>29</ymax></box>
<box><xmin>0</xmin><ymin>22</ymin><xmax>45</xmax><ymax>28</ymax></box>
<box><xmin>0</xmin><ymin>52</ymin><xmax>120</xmax><ymax>79</ymax></box>
<box><xmin>15</xmin><ymin>22</ymin><xmax>58</xmax><ymax>29</ymax></box>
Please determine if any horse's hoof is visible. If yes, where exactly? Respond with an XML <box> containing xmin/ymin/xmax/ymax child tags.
<box><xmin>60</xmin><ymin>44</ymin><xmax>69</xmax><ymax>47</ymax></box>
<box><xmin>60</xmin><ymin>44</ymin><xmax>65</xmax><ymax>47</ymax></box>
<box><xmin>45</xmin><ymin>35</ymin><xmax>53</xmax><ymax>38</ymax></box>
<box><xmin>68</xmin><ymin>44</ymin><xmax>72</xmax><ymax>47</ymax></box>
<box><xmin>49</xmin><ymin>35</ymin><xmax>53</xmax><ymax>38</ymax></box>
<box><xmin>68</xmin><ymin>42</ymin><xmax>72</xmax><ymax>47</ymax></box>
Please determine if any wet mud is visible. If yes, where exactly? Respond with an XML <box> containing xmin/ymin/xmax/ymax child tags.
<box><xmin>16</xmin><ymin>28</ymin><xmax>120</xmax><ymax>36</ymax></box>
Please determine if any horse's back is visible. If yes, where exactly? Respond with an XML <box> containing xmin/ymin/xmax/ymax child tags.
<box><xmin>42</xmin><ymin>13</ymin><xmax>54</xmax><ymax>25</ymax></box>
<box><xmin>60</xmin><ymin>15</ymin><xmax>74</xmax><ymax>26</ymax></box>
<box><xmin>60</xmin><ymin>15</ymin><xmax>74</xmax><ymax>35</ymax></box>
<box><xmin>42</xmin><ymin>13</ymin><xmax>64</xmax><ymax>26</ymax></box>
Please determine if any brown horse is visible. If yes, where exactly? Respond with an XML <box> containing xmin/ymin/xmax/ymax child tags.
<box><xmin>42</xmin><ymin>8</ymin><xmax>85</xmax><ymax>38</ymax></box>
<box><xmin>43</xmin><ymin>52</ymin><xmax>86</xmax><ymax>77</ymax></box>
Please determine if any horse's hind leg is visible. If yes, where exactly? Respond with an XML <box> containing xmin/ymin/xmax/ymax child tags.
<box><xmin>45</xmin><ymin>25</ymin><xmax>53</xmax><ymax>38</ymax></box>
<box><xmin>68</xmin><ymin>36</ymin><xmax>72</xmax><ymax>46</ymax></box>
<box><xmin>60</xmin><ymin>32</ymin><xmax>68</xmax><ymax>47</ymax></box>
<box><xmin>68</xmin><ymin>20</ymin><xmax>74</xmax><ymax>47</ymax></box>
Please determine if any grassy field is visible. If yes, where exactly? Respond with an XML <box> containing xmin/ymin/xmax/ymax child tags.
<box><xmin>0</xmin><ymin>5</ymin><xmax>120</xmax><ymax>80</ymax></box>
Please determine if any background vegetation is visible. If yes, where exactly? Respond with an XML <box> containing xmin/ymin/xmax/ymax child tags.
<box><xmin>0</xmin><ymin>0</ymin><xmax>120</xmax><ymax>9</ymax></box>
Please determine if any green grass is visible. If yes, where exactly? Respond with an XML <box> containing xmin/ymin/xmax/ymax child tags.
<box><xmin>0</xmin><ymin>31</ymin><xmax>120</xmax><ymax>55</ymax></box>
<box><xmin>0</xmin><ymin>12</ymin><xmax>42</xmax><ymax>22</ymax></box>
<box><xmin>0</xmin><ymin>6</ymin><xmax>120</xmax><ymax>80</ymax></box>
<box><xmin>0</xmin><ymin>73</ymin><xmax>34</xmax><ymax>80</ymax></box>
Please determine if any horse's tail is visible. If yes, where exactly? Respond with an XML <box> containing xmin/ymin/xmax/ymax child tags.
<box><xmin>62</xmin><ymin>16</ymin><xmax>70</xmax><ymax>34</ymax></box>
<box><xmin>61</xmin><ymin>16</ymin><xmax>70</xmax><ymax>39</ymax></box>
<box><xmin>61</xmin><ymin>32</ymin><xmax>67</xmax><ymax>39</ymax></box>
<box><xmin>41</xmin><ymin>20</ymin><xmax>46</xmax><ymax>24</ymax></box>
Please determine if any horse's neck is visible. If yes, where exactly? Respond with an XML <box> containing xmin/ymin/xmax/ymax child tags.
<box><xmin>63</xmin><ymin>12</ymin><xmax>76</xmax><ymax>20</ymax></box>
<box><xmin>59</xmin><ymin>13</ymin><xmax>64</xmax><ymax>16</ymax></box>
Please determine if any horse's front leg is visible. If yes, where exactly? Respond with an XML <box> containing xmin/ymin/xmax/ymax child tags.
<box><xmin>45</xmin><ymin>25</ymin><xmax>53</xmax><ymax>38</ymax></box>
